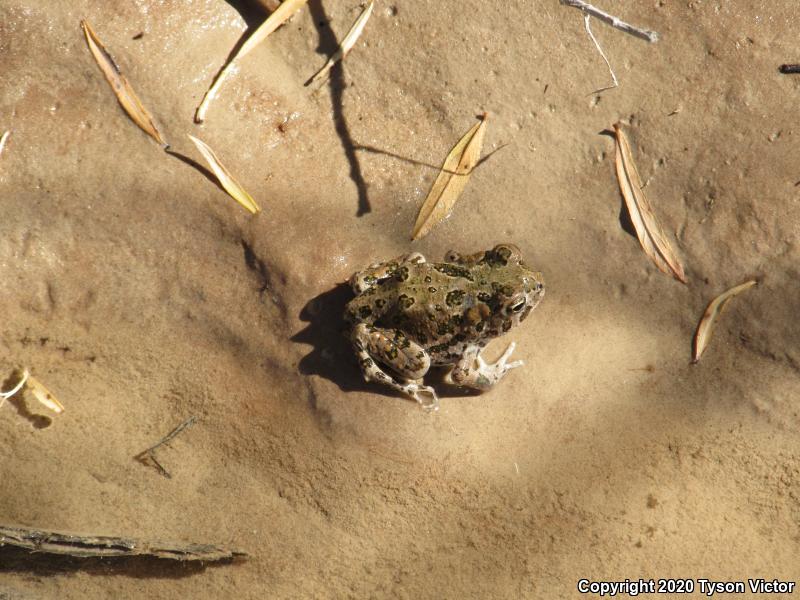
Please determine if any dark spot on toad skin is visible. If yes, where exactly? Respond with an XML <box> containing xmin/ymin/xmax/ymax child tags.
<box><xmin>359</xmin><ymin>306</ymin><xmax>373</xmax><ymax>318</ymax></box>
<box><xmin>424</xmin><ymin>275</ymin><xmax>432</xmax><ymax>283</ymax></box>
<box><xmin>398</xmin><ymin>294</ymin><xmax>415</xmax><ymax>310</ymax></box>
<box><xmin>446</xmin><ymin>290</ymin><xmax>465</xmax><ymax>306</ymax></box>
<box><xmin>394</xmin><ymin>266</ymin><xmax>409</xmax><ymax>281</ymax></box>
<box><xmin>433</xmin><ymin>264</ymin><xmax>474</xmax><ymax>281</ymax></box>
<box><xmin>428</xmin><ymin>287</ymin><xmax>437</xmax><ymax>293</ymax></box>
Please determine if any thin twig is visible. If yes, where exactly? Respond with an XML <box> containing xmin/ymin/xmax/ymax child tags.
<box><xmin>584</xmin><ymin>15</ymin><xmax>618</xmax><ymax>93</ymax></box>
<box><xmin>0</xmin><ymin>524</ymin><xmax>246</xmax><ymax>561</ymax></box>
<box><xmin>135</xmin><ymin>415</ymin><xmax>197</xmax><ymax>478</ymax></box>
<box><xmin>560</xmin><ymin>0</ymin><xmax>659</xmax><ymax>43</ymax></box>
<box><xmin>779</xmin><ymin>64</ymin><xmax>800</xmax><ymax>74</ymax></box>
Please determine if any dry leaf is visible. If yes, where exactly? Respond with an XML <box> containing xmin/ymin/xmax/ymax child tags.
<box><xmin>412</xmin><ymin>114</ymin><xmax>488</xmax><ymax>240</ymax></box>
<box><xmin>0</xmin><ymin>130</ymin><xmax>10</xmax><ymax>157</ymax></box>
<box><xmin>613</xmin><ymin>123</ymin><xmax>686</xmax><ymax>283</ymax></box>
<box><xmin>81</xmin><ymin>20</ymin><xmax>167</xmax><ymax>147</ymax></box>
<box><xmin>188</xmin><ymin>134</ymin><xmax>261</xmax><ymax>214</ymax></box>
<box><xmin>195</xmin><ymin>0</ymin><xmax>309</xmax><ymax>123</ymax></box>
<box><xmin>692</xmin><ymin>280</ymin><xmax>757</xmax><ymax>363</ymax></box>
<box><xmin>24</xmin><ymin>370</ymin><xmax>65</xmax><ymax>414</ymax></box>
<box><xmin>306</xmin><ymin>0</ymin><xmax>375</xmax><ymax>85</ymax></box>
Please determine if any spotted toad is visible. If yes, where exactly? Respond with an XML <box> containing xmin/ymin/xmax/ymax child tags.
<box><xmin>345</xmin><ymin>244</ymin><xmax>545</xmax><ymax>411</ymax></box>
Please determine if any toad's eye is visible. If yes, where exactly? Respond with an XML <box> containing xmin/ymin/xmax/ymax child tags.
<box><xmin>510</xmin><ymin>300</ymin><xmax>526</xmax><ymax>313</ymax></box>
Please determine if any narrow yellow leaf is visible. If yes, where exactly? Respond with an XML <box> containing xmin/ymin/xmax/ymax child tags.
<box><xmin>24</xmin><ymin>370</ymin><xmax>65</xmax><ymax>414</ymax></box>
<box><xmin>0</xmin><ymin>131</ymin><xmax>10</xmax><ymax>157</ymax></box>
<box><xmin>81</xmin><ymin>20</ymin><xmax>167</xmax><ymax>147</ymax></box>
<box><xmin>307</xmin><ymin>1</ymin><xmax>375</xmax><ymax>85</ymax></box>
<box><xmin>412</xmin><ymin>114</ymin><xmax>488</xmax><ymax>241</ymax></box>
<box><xmin>195</xmin><ymin>0</ymin><xmax>309</xmax><ymax>123</ymax></box>
<box><xmin>692</xmin><ymin>280</ymin><xmax>757</xmax><ymax>363</ymax></box>
<box><xmin>613</xmin><ymin>123</ymin><xmax>686</xmax><ymax>283</ymax></box>
<box><xmin>187</xmin><ymin>134</ymin><xmax>261</xmax><ymax>214</ymax></box>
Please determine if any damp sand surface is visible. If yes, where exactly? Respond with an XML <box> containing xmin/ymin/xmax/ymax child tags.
<box><xmin>1</xmin><ymin>1</ymin><xmax>799</xmax><ymax>597</ymax></box>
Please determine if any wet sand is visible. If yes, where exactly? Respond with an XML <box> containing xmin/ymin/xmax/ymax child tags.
<box><xmin>1</xmin><ymin>1</ymin><xmax>799</xmax><ymax>597</ymax></box>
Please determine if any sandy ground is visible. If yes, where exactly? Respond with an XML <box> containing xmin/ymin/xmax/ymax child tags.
<box><xmin>1</xmin><ymin>0</ymin><xmax>799</xmax><ymax>597</ymax></box>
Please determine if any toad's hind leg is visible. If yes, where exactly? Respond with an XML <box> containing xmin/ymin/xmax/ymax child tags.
<box><xmin>348</xmin><ymin>252</ymin><xmax>426</xmax><ymax>294</ymax></box>
<box><xmin>445</xmin><ymin>342</ymin><xmax>523</xmax><ymax>391</ymax></box>
<box><xmin>351</xmin><ymin>323</ymin><xmax>438</xmax><ymax>410</ymax></box>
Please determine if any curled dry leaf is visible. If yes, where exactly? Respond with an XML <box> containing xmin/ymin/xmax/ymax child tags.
<box><xmin>306</xmin><ymin>0</ymin><xmax>375</xmax><ymax>86</ymax></box>
<box><xmin>613</xmin><ymin>123</ymin><xmax>686</xmax><ymax>283</ymax></box>
<box><xmin>412</xmin><ymin>114</ymin><xmax>488</xmax><ymax>241</ymax></box>
<box><xmin>195</xmin><ymin>0</ymin><xmax>309</xmax><ymax>123</ymax></box>
<box><xmin>0</xmin><ymin>130</ymin><xmax>10</xmax><ymax>157</ymax></box>
<box><xmin>81</xmin><ymin>20</ymin><xmax>167</xmax><ymax>147</ymax></box>
<box><xmin>188</xmin><ymin>134</ymin><xmax>261</xmax><ymax>214</ymax></box>
<box><xmin>692</xmin><ymin>280</ymin><xmax>757</xmax><ymax>363</ymax></box>
<box><xmin>0</xmin><ymin>369</ymin><xmax>28</xmax><ymax>410</ymax></box>
<box><xmin>24</xmin><ymin>370</ymin><xmax>65</xmax><ymax>414</ymax></box>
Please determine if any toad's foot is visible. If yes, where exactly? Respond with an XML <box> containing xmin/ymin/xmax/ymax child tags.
<box><xmin>446</xmin><ymin>342</ymin><xmax>523</xmax><ymax>391</ymax></box>
<box><xmin>407</xmin><ymin>383</ymin><xmax>439</xmax><ymax>412</ymax></box>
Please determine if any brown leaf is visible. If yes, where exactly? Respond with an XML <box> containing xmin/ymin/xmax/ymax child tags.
<box><xmin>411</xmin><ymin>114</ymin><xmax>488</xmax><ymax>240</ymax></box>
<box><xmin>692</xmin><ymin>280</ymin><xmax>757</xmax><ymax>363</ymax></box>
<box><xmin>81</xmin><ymin>20</ymin><xmax>167</xmax><ymax>147</ymax></box>
<box><xmin>613</xmin><ymin>123</ymin><xmax>686</xmax><ymax>283</ymax></box>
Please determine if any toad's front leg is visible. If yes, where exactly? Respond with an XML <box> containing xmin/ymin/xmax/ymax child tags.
<box><xmin>445</xmin><ymin>343</ymin><xmax>523</xmax><ymax>391</ymax></box>
<box><xmin>351</xmin><ymin>323</ymin><xmax>438</xmax><ymax>410</ymax></box>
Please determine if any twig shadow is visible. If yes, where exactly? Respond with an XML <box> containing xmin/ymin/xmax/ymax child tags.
<box><xmin>354</xmin><ymin>142</ymin><xmax>509</xmax><ymax>174</ymax></box>
<box><xmin>165</xmin><ymin>149</ymin><xmax>225</xmax><ymax>195</ymax></box>
<box><xmin>307</xmin><ymin>0</ymin><xmax>370</xmax><ymax>216</ymax></box>
<box><xmin>222</xmin><ymin>0</ymin><xmax>271</xmax><ymax>29</ymax></box>
<box><xmin>599</xmin><ymin>128</ymin><xmax>636</xmax><ymax>239</ymax></box>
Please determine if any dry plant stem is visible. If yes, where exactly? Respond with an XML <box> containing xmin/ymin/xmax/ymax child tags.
<box><xmin>0</xmin><ymin>524</ymin><xmax>245</xmax><ymax>561</ymax></box>
<box><xmin>559</xmin><ymin>0</ymin><xmax>659</xmax><ymax>43</ymax></box>
<box><xmin>584</xmin><ymin>15</ymin><xmax>618</xmax><ymax>93</ymax></box>
<box><xmin>135</xmin><ymin>415</ymin><xmax>197</xmax><ymax>478</ymax></box>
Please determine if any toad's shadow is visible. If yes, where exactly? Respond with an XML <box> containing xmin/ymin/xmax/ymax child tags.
<box><xmin>292</xmin><ymin>284</ymin><xmax>481</xmax><ymax>401</ymax></box>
